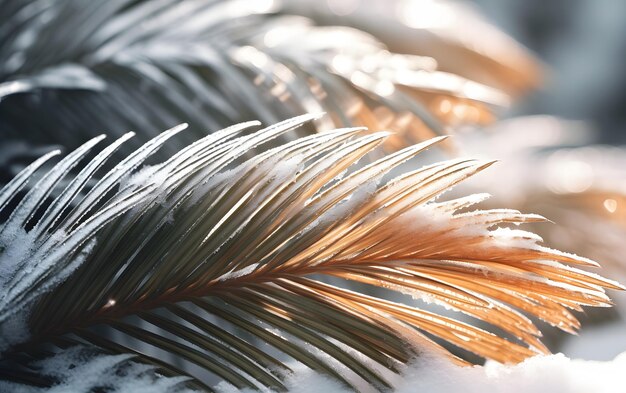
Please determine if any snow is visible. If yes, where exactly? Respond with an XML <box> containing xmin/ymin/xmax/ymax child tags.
<box><xmin>394</xmin><ymin>351</ymin><xmax>626</xmax><ymax>393</ymax></box>
<box><xmin>0</xmin><ymin>347</ymin><xmax>194</xmax><ymax>393</ymax></box>
<box><xmin>5</xmin><ymin>345</ymin><xmax>625</xmax><ymax>393</ymax></box>
<box><xmin>0</xmin><ymin>312</ymin><xmax>30</xmax><ymax>353</ymax></box>
<box><xmin>0</xmin><ymin>238</ymin><xmax>95</xmax><ymax>352</ymax></box>
<box><xmin>215</xmin><ymin>351</ymin><xmax>626</xmax><ymax>393</ymax></box>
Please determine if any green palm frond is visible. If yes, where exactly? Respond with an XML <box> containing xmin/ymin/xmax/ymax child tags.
<box><xmin>0</xmin><ymin>0</ymin><xmax>511</xmax><ymax>159</ymax></box>
<box><xmin>0</xmin><ymin>115</ymin><xmax>621</xmax><ymax>391</ymax></box>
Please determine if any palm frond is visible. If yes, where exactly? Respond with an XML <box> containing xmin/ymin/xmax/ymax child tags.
<box><xmin>0</xmin><ymin>0</ymin><xmax>515</xmax><ymax>160</ymax></box>
<box><xmin>0</xmin><ymin>115</ymin><xmax>621</xmax><ymax>391</ymax></box>
<box><xmin>283</xmin><ymin>0</ymin><xmax>542</xmax><ymax>97</ymax></box>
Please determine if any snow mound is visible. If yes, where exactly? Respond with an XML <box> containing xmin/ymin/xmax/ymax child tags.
<box><xmin>395</xmin><ymin>351</ymin><xmax>626</xmax><ymax>393</ymax></box>
<box><xmin>219</xmin><ymin>351</ymin><xmax>626</xmax><ymax>393</ymax></box>
<box><xmin>0</xmin><ymin>347</ymin><xmax>195</xmax><ymax>393</ymax></box>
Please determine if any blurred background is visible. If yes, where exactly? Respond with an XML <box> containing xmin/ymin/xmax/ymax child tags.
<box><xmin>472</xmin><ymin>0</ymin><xmax>626</xmax><ymax>144</ymax></box>
<box><xmin>285</xmin><ymin>0</ymin><xmax>626</xmax><ymax>142</ymax></box>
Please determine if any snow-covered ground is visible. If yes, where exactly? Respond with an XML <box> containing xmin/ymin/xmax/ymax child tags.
<box><xmin>243</xmin><ymin>351</ymin><xmax>626</xmax><ymax>393</ymax></box>
<box><xmin>4</xmin><ymin>345</ymin><xmax>624</xmax><ymax>393</ymax></box>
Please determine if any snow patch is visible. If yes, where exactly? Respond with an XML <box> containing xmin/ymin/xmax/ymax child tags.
<box><xmin>0</xmin><ymin>238</ymin><xmax>96</xmax><ymax>352</ymax></box>
<box><xmin>0</xmin><ymin>347</ymin><xmax>194</xmax><ymax>393</ymax></box>
<box><xmin>396</xmin><ymin>351</ymin><xmax>626</xmax><ymax>393</ymax></box>
<box><xmin>218</xmin><ymin>351</ymin><xmax>626</xmax><ymax>393</ymax></box>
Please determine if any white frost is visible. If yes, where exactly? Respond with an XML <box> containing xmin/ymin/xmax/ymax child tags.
<box><xmin>0</xmin><ymin>347</ymin><xmax>195</xmax><ymax>393</ymax></box>
<box><xmin>6</xmin><ymin>346</ymin><xmax>625</xmax><ymax>393</ymax></box>
<box><xmin>218</xmin><ymin>263</ymin><xmax>259</xmax><ymax>281</ymax></box>
<box><xmin>394</xmin><ymin>351</ymin><xmax>626</xmax><ymax>393</ymax></box>
<box><xmin>218</xmin><ymin>351</ymin><xmax>626</xmax><ymax>393</ymax></box>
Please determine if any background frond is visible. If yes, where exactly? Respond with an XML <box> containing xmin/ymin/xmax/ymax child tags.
<box><xmin>0</xmin><ymin>0</ymin><xmax>525</xmax><ymax>167</ymax></box>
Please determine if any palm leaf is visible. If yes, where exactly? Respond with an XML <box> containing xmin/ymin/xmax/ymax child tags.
<box><xmin>0</xmin><ymin>0</ymin><xmax>514</xmax><ymax>160</ymax></box>
<box><xmin>283</xmin><ymin>0</ymin><xmax>542</xmax><ymax>97</ymax></box>
<box><xmin>0</xmin><ymin>115</ymin><xmax>622</xmax><ymax>391</ymax></box>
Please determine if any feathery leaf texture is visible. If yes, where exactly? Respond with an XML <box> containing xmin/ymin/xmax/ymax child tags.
<box><xmin>0</xmin><ymin>0</ymin><xmax>509</xmax><ymax>160</ymax></box>
<box><xmin>0</xmin><ymin>115</ymin><xmax>622</xmax><ymax>391</ymax></box>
